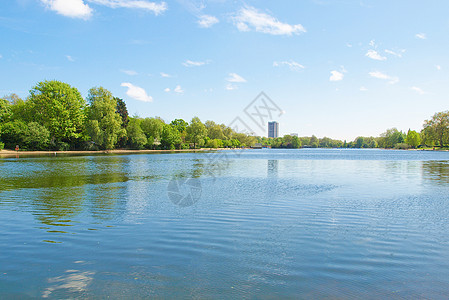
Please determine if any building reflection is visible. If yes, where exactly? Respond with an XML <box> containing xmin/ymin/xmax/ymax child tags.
<box><xmin>267</xmin><ymin>159</ymin><xmax>279</xmax><ymax>178</ymax></box>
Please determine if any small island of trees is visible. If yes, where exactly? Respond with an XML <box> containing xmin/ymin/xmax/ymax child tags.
<box><xmin>0</xmin><ymin>80</ymin><xmax>448</xmax><ymax>151</ymax></box>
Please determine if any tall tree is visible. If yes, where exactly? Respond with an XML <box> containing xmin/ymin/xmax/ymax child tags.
<box><xmin>141</xmin><ymin>117</ymin><xmax>165</xmax><ymax>148</ymax></box>
<box><xmin>422</xmin><ymin>111</ymin><xmax>449</xmax><ymax>147</ymax></box>
<box><xmin>86</xmin><ymin>87</ymin><xmax>125</xmax><ymax>150</ymax></box>
<box><xmin>27</xmin><ymin>81</ymin><xmax>86</xmax><ymax>147</ymax></box>
<box><xmin>115</xmin><ymin>97</ymin><xmax>129</xmax><ymax>128</ymax></box>
<box><xmin>186</xmin><ymin>117</ymin><xmax>207</xmax><ymax>149</ymax></box>
<box><xmin>161</xmin><ymin>124</ymin><xmax>182</xmax><ymax>150</ymax></box>
<box><xmin>126</xmin><ymin>118</ymin><xmax>147</xmax><ymax>149</ymax></box>
<box><xmin>405</xmin><ymin>129</ymin><xmax>421</xmax><ymax>148</ymax></box>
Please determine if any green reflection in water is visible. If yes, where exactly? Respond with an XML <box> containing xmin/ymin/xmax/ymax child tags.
<box><xmin>422</xmin><ymin>161</ymin><xmax>449</xmax><ymax>184</ymax></box>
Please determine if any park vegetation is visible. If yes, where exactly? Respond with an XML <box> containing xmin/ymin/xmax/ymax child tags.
<box><xmin>1</xmin><ymin>80</ymin><xmax>448</xmax><ymax>151</ymax></box>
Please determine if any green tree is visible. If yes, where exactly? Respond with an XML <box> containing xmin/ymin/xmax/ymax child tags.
<box><xmin>86</xmin><ymin>87</ymin><xmax>125</xmax><ymax>150</ymax></box>
<box><xmin>27</xmin><ymin>80</ymin><xmax>86</xmax><ymax>148</ymax></box>
<box><xmin>115</xmin><ymin>97</ymin><xmax>129</xmax><ymax>128</ymax></box>
<box><xmin>378</xmin><ymin>128</ymin><xmax>405</xmax><ymax>148</ymax></box>
<box><xmin>161</xmin><ymin>124</ymin><xmax>182</xmax><ymax>149</ymax></box>
<box><xmin>170</xmin><ymin>119</ymin><xmax>188</xmax><ymax>133</ymax></box>
<box><xmin>422</xmin><ymin>111</ymin><xmax>449</xmax><ymax>147</ymax></box>
<box><xmin>0</xmin><ymin>97</ymin><xmax>12</xmax><ymax>123</ymax></box>
<box><xmin>0</xmin><ymin>120</ymin><xmax>28</xmax><ymax>149</ymax></box>
<box><xmin>405</xmin><ymin>129</ymin><xmax>421</xmax><ymax>148</ymax></box>
<box><xmin>141</xmin><ymin>117</ymin><xmax>165</xmax><ymax>148</ymax></box>
<box><xmin>187</xmin><ymin>117</ymin><xmax>207</xmax><ymax>149</ymax></box>
<box><xmin>126</xmin><ymin>118</ymin><xmax>147</xmax><ymax>149</ymax></box>
<box><xmin>23</xmin><ymin>122</ymin><xmax>50</xmax><ymax>150</ymax></box>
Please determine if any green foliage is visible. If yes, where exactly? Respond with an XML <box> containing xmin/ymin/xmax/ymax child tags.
<box><xmin>0</xmin><ymin>120</ymin><xmax>49</xmax><ymax>150</ymax></box>
<box><xmin>126</xmin><ymin>118</ymin><xmax>147</xmax><ymax>149</ymax></box>
<box><xmin>115</xmin><ymin>97</ymin><xmax>129</xmax><ymax>128</ymax></box>
<box><xmin>86</xmin><ymin>87</ymin><xmax>125</xmax><ymax>150</ymax></box>
<box><xmin>405</xmin><ymin>130</ymin><xmax>421</xmax><ymax>148</ymax></box>
<box><xmin>0</xmin><ymin>97</ymin><xmax>12</xmax><ymax>123</ymax></box>
<box><xmin>187</xmin><ymin>117</ymin><xmax>207</xmax><ymax>149</ymax></box>
<box><xmin>170</xmin><ymin>119</ymin><xmax>188</xmax><ymax>133</ymax></box>
<box><xmin>378</xmin><ymin>128</ymin><xmax>405</xmax><ymax>148</ymax></box>
<box><xmin>0</xmin><ymin>142</ymin><xmax>4</xmax><ymax>150</ymax></box>
<box><xmin>28</xmin><ymin>80</ymin><xmax>86</xmax><ymax>145</ymax></box>
<box><xmin>422</xmin><ymin>111</ymin><xmax>449</xmax><ymax>147</ymax></box>
<box><xmin>141</xmin><ymin>117</ymin><xmax>165</xmax><ymax>148</ymax></box>
<box><xmin>161</xmin><ymin>124</ymin><xmax>182</xmax><ymax>150</ymax></box>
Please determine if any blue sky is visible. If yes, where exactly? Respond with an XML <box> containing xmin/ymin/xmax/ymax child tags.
<box><xmin>1</xmin><ymin>0</ymin><xmax>448</xmax><ymax>140</ymax></box>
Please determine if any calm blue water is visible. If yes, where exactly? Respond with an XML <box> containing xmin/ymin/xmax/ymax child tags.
<box><xmin>1</xmin><ymin>149</ymin><xmax>449</xmax><ymax>298</ymax></box>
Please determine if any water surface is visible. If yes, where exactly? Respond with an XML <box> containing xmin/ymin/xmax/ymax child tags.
<box><xmin>1</xmin><ymin>149</ymin><xmax>449</xmax><ymax>298</ymax></box>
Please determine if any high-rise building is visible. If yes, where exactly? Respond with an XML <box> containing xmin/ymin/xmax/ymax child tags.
<box><xmin>268</xmin><ymin>121</ymin><xmax>279</xmax><ymax>138</ymax></box>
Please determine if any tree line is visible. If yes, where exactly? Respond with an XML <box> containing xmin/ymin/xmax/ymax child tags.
<box><xmin>0</xmin><ymin>80</ymin><xmax>256</xmax><ymax>151</ymax></box>
<box><xmin>1</xmin><ymin>80</ymin><xmax>448</xmax><ymax>151</ymax></box>
<box><xmin>259</xmin><ymin>115</ymin><xmax>448</xmax><ymax>149</ymax></box>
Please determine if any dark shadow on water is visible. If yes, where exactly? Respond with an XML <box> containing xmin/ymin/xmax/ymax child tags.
<box><xmin>422</xmin><ymin>161</ymin><xmax>449</xmax><ymax>184</ymax></box>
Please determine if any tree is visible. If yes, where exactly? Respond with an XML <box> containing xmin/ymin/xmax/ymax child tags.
<box><xmin>86</xmin><ymin>87</ymin><xmax>125</xmax><ymax>150</ymax></box>
<box><xmin>141</xmin><ymin>117</ymin><xmax>165</xmax><ymax>148</ymax></box>
<box><xmin>23</xmin><ymin>122</ymin><xmax>50</xmax><ymax>150</ymax></box>
<box><xmin>378</xmin><ymin>128</ymin><xmax>405</xmax><ymax>148</ymax></box>
<box><xmin>186</xmin><ymin>117</ymin><xmax>207</xmax><ymax>149</ymax></box>
<box><xmin>0</xmin><ymin>97</ymin><xmax>12</xmax><ymax>123</ymax></box>
<box><xmin>115</xmin><ymin>97</ymin><xmax>129</xmax><ymax>128</ymax></box>
<box><xmin>405</xmin><ymin>129</ymin><xmax>421</xmax><ymax>148</ymax></box>
<box><xmin>27</xmin><ymin>80</ymin><xmax>86</xmax><ymax>147</ymax></box>
<box><xmin>170</xmin><ymin>119</ymin><xmax>188</xmax><ymax>133</ymax></box>
<box><xmin>161</xmin><ymin>124</ymin><xmax>182</xmax><ymax>149</ymax></box>
<box><xmin>422</xmin><ymin>111</ymin><xmax>449</xmax><ymax>147</ymax></box>
<box><xmin>0</xmin><ymin>120</ymin><xmax>28</xmax><ymax>149</ymax></box>
<box><xmin>126</xmin><ymin>118</ymin><xmax>147</xmax><ymax>149</ymax></box>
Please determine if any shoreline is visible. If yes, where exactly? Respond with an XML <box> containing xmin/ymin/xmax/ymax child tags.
<box><xmin>1</xmin><ymin>147</ymin><xmax>447</xmax><ymax>158</ymax></box>
<box><xmin>0</xmin><ymin>148</ymin><xmax>234</xmax><ymax>157</ymax></box>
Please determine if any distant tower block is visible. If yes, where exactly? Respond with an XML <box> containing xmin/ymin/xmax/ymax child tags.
<box><xmin>268</xmin><ymin>121</ymin><xmax>279</xmax><ymax>138</ymax></box>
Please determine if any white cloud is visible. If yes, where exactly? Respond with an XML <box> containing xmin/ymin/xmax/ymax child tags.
<box><xmin>385</xmin><ymin>49</ymin><xmax>405</xmax><ymax>58</ymax></box>
<box><xmin>226</xmin><ymin>84</ymin><xmax>237</xmax><ymax>90</ymax></box>
<box><xmin>411</xmin><ymin>86</ymin><xmax>425</xmax><ymax>95</ymax></box>
<box><xmin>273</xmin><ymin>60</ymin><xmax>305</xmax><ymax>71</ymax></box>
<box><xmin>226</xmin><ymin>73</ymin><xmax>247</xmax><ymax>83</ymax></box>
<box><xmin>88</xmin><ymin>0</ymin><xmax>167</xmax><ymax>15</ymax></box>
<box><xmin>346</xmin><ymin>43</ymin><xmax>353</xmax><ymax>48</ymax></box>
<box><xmin>366</xmin><ymin>49</ymin><xmax>386</xmax><ymax>61</ymax></box>
<box><xmin>121</xmin><ymin>82</ymin><xmax>153</xmax><ymax>102</ymax></box>
<box><xmin>121</xmin><ymin>69</ymin><xmax>138</xmax><ymax>76</ymax></box>
<box><xmin>65</xmin><ymin>55</ymin><xmax>75</xmax><ymax>62</ymax></box>
<box><xmin>360</xmin><ymin>86</ymin><xmax>368</xmax><ymax>91</ymax></box>
<box><xmin>232</xmin><ymin>6</ymin><xmax>306</xmax><ymax>36</ymax></box>
<box><xmin>369</xmin><ymin>39</ymin><xmax>376</xmax><ymax>47</ymax></box>
<box><xmin>174</xmin><ymin>85</ymin><xmax>184</xmax><ymax>94</ymax></box>
<box><xmin>329</xmin><ymin>70</ymin><xmax>344</xmax><ymax>82</ymax></box>
<box><xmin>368</xmin><ymin>71</ymin><xmax>399</xmax><ymax>84</ymax></box>
<box><xmin>182</xmin><ymin>60</ymin><xmax>206</xmax><ymax>67</ymax></box>
<box><xmin>41</xmin><ymin>0</ymin><xmax>93</xmax><ymax>19</ymax></box>
<box><xmin>415</xmin><ymin>33</ymin><xmax>426</xmax><ymax>39</ymax></box>
<box><xmin>198</xmin><ymin>15</ymin><xmax>219</xmax><ymax>28</ymax></box>
<box><xmin>436</xmin><ymin>65</ymin><xmax>442</xmax><ymax>70</ymax></box>
<box><xmin>164</xmin><ymin>88</ymin><xmax>170</xmax><ymax>92</ymax></box>
<box><xmin>160</xmin><ymin>72</ymin><xmax>171</xmax><ymax>77</ymax></box>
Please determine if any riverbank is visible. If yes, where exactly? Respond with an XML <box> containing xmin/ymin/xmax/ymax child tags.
<box><xmin>0</xmin><ymin>148</ymin><xmax>233</xmax><ymax>157</ymax></box>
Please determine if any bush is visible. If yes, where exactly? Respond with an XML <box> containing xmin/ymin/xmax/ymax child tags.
<box><xmin>395</xmin><ymin>143</ymin><xmax>410</xmax><ymax>150</ymax></box>
<box><xmin>0</xmin><ymin>142</ymin><xmax>4</xmax><ymax>150</ymax></box>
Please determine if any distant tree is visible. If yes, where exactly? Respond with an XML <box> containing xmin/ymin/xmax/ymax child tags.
<box><xmin>405</xmin><ymin>129</ymin><xmax>421</xmax><ymax>148</ymax></box>
<box><xmin>378</xmin><ymin>128</ymin><xmax>405</xmax><ymax>148</ymax></box>
<box><xmin>187</xmin><ymin>117</ymin><xmax>207</xmax><ymax>149</ymax></box>
<box><xmin>422</xmin><ymin>111</ymin><xmax>449</xmax><ymax>147</ymax></box>
<box><xmin>0</xmin><ymin>97</ymin><xmax>12</xmax><ymax>123</ymax></box>
<box><xmin>141</xmin><ymin>117</ymin><xmax>165</xmax><ymax>148</ymax></box>
<box><xmin>27</xmin><ymin>80</ymin><xmax>86</xmax><ymax>148</ymax></box>
<box><xmin>126</xmin><ymin>118</ymin><xmax>147</xmax><ymax>149</ymax></box>
<box><xmin>309</xmin><ymin>135</ymin><xmax>319</xmax><ymax>148</ymax></box>
<box><xmin>86</xmin><ymin>87</ymin><xmax>125</xmax><ymax>150</ymax></box>
<box><xmin>115</xmin><ymin>97</ymin><xmax>129</xmax><ymax>128</ymax></box>
<box><xmin>161</xmin><ymin>124</ymin><xmax>182</xmax><ymax>150</ymax></box>
<box><xmin>170</xmin><ymin>119</ymin><xmax>188</xmax><ymax>133</ymax></box>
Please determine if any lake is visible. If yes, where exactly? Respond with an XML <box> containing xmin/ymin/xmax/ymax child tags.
<box><xmin>1</xmin><ymin>149</ymin><xmax>449</xmax><ymax>298</ymax></box>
